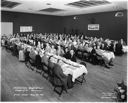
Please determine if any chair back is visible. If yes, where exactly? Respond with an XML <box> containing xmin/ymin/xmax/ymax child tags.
<box><xmin>52</xmin><ymin>64</ymin><xmax>68</xmax><ymax>89</ymax></box>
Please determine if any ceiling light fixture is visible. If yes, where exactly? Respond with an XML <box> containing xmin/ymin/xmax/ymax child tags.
<box><xmin>73</xmin><ymin>16</ymin><xmax>78</xmax><ymax>20</ymax></box>
<box><xmin>115</xmin><ymin>12</ymin><xmax>123</xmax><ymax>17</ymax></box>
<box><xmin>46</xmin><ymin>3</ymin><xmax>51</xmax><ymax>5</ymax></box>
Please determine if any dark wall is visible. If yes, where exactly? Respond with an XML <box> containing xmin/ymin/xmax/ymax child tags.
<box><xmin>2</xmin><ymin>10</ymin><xmax>127</xmax><ymax>42</ymax></box>
<box><xmin>62</xmin><ymin>10</ymin><xmax>127</xmax><ymax>42</ymax></box>
<box><xmin>2</xmin><ymin>11</ymin><xmax>63</xmax><ymax>34</ymax></box>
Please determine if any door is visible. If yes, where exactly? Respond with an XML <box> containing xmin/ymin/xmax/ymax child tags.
<box><xmin>1</xmin><ymin>22</ymin><xmax>13</xmax><ymax>36</ymax></box>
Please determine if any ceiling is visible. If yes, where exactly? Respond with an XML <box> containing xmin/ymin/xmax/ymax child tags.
<box><xmin>1</xmin><ymin>0</ymin><xmax>127</xmax><ymax>16</ymax></box>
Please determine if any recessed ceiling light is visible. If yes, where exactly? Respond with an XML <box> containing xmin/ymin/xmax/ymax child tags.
<box><xmin>28</xmin><ymin>8</ymin><xmax>33</xmax><ymax>10</ymax></box>
<box><xmin>46</xmin><ymin>3</ymin><xmax>51</xmax><ymax>5</ymax></box>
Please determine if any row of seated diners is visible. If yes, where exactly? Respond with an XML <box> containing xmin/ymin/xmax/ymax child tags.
<box><xmin>1</xmin><ymin>36</ymin><xmax>88</xmax><ymax>96</ymax></box>
<box><xmin>18</xmin><ymin>36</ymin><xmax>126</xmax><ymax>68</ymax></box>
<box><xmin>1</xmin><ymin>33</ymin><xmax>127</xmax><ymax>69</ymax></box>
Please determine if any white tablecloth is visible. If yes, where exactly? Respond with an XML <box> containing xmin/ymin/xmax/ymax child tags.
<box><xmin>62</xmin><ymin>63</ymin><xmax>88</xmax><ymax>82</ymax></box>
<box><xmin>96</xmin><ymin>49</ymin><xmax>115</xmax><ymax>62</ymax></box>
<box><xmin>46</xmin><ymin>54</ymin><xmax>88</xmax><ymax>82</ymax></box>
<box><xmin>14</xmin><ymin>41</ymin><xmax>88</xmax><ymax>82</ymax></box>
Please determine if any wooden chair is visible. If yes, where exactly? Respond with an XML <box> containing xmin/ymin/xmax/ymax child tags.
<box><xmin>29</xmin><ymin>57</ymin><xmax>36</xmax><ymax>71</ymax></box>
<box><xmin>42</xmin><ymin>64</ymin><xmax>49</xmax><ymax>79</ymax></box>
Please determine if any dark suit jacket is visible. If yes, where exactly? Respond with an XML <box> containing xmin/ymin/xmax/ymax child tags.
<box><xmin>53</xmin><ymin>64</ymin><xmax>68</xmax><ymax>89</ymax></box>
<box><xmin>35</xmin><ymin>54</ymin><xmax>42</xmax><ymax>66</ymax></box>
<box><xmin>25</xmin><ymin>51</ymin><xmax>30</xmax><ymax>61</ymax></box>
<box><xmin>69</xmin><ymin>54</ymin><xmax>77</xmax><ymax>62</ymax></box>
<box><xmin>91</xmin><ymin>48</ymin><xmax>96</xmax><ymax>55</ymax></box>
<box><xmin>115</xmin><ymin>43</ymin><xmax>123</xmax><ymax>55</ymax></box>
<box><xmin>63</xmin><ymin>51</ymin><xmax>70</xmax><ymax>59</ymax></box>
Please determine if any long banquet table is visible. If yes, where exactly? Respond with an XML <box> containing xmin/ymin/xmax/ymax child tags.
<box><xmin>14</xmin><ymin>41</ymin><xmax>88</xmax><ymax>82</ymax></box>
<box><xmin>24</xmin><ymin>38</ymin><xmax>116</xmax><ymax>63</ymax></box>
<box><xmin>96</xmin><ymin>49</ymin><xmax>115</xmax><ymax>62</ymax></box>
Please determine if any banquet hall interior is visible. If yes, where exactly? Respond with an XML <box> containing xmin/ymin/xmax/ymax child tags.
<box><xmin>1</xmin><ymin>0</ymin><xmax>127</xmax><ymax>102</ymax></box>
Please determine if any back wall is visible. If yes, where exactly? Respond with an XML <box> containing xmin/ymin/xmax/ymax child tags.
<box><xmin>62</xmin><ymin>10</ymin><xmax>127</xmax><ymax>42</ymax></box>
<box><xmin>1</xmin><ymin>10</ymin><xmax>127</xmax><ymax>42</ymax></box>
<box><xmin>1</xmin><ymin>11</ymin><xmax>63</xmax><ymax>34</ymax></box>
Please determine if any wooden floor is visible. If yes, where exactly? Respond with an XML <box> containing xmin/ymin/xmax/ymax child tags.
<box><xmin>1</xmin><ymin>47</ymin><xmax>127</xmax><ymax>102</ymax></box>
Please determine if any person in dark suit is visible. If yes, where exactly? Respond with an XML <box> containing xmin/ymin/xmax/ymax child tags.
<box><xmin>68</xmin><ymin>49</ymin><xmax>77</xmax><ymax>62</ymax></box>
<box><xmin>104</xmin><ymin>42</ymin><xmax>109</xmax><ymax>50</ymax></box>
<box><xmin>109</xmin><ymin>41</ymin><xmax>115</xmax><ymax>52</ymax></box>
<box><xmin>25</xmin><ymin>48</ymin><xmax>30</xmax><ymax>64</ymax></box>
<box><xmin>90</xmin><ymin>46</ymin><xmax>98</xmax><ymax>65</ymax></box>
<box><xmin>52</xmin><ymin>63</ymin><xmax>68</xmax><ymax>91</ymax></box>
<box><xmin>35</xmin><ymin>38</ymin><xmax>38</xmax><ymax>47</ymax></box>
<box><xmin>63</xmin><ymin>47</ymin><xmax>70</xmax><ymax>59</ymax></box>
<box><xmin>35</xmin><ymin>51</ymin><xmax>42</xmax><ymax>70</ymax></box>
<box><xmin>115</xmin><ymin>41</ymin><xmax>123</xmax><ymax>55</ymax></box>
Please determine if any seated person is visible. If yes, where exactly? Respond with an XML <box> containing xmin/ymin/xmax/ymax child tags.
<box><xmin>115</xmin><ymin>41</ymin><xmax>123</xmax><ymax>55</ymax></box>
<box><xmin>29</xmin><ymin>48</ymin><xmax>36</xmax><ymax>62</ymax></box>
<box><xmin>103</xmin><ymin>42</ymin><xmax>109</xmax><ymax>50</ymax></box>
<box><xmin>13</xmin><ymin>44</ymin><xmax>18</xmax><ymax>56</ymax></box>
<box><xmin>56</xmin><ymin>45</ymin><xmax>64</xmax><ymax>56</ymax></box>
<box><xmin>35</xmin><ymin>51</ymin><xmax>42</xmax><ymax>70</ymax></box>
<box><xmin>45</xmin><ymin>43</ymin><xmax>51</xmax><ymax>53</ymax></box>
<box><xmin>24</xmin><ymin>48</ymin><xmax>30</xmax><ymax>64</ymax></box>
<box><xmin>68</xmin><ymin>49</ymin><xmax>76</xmax><ymax>62</ymax></box>
<box><xmin>120</xmin><ymin>38</ymin><xmax>126</xmax><ymax>45</ymax></box>
<box><xmin>100</xmin><ymin>43</ymin><xmax>105</xmax><ymax>50</ymax></box>
<box><xmin>35</xmin><ymin>38</ymin><xmax>38</xmax><ymax>47</ymax></box>
<box><xmin>63</xmin><ymin>47</ymin><xmax>70</xmax><ymax>59</ymax></box>
<box><xmin>51</xmin><ymin>45</ymin><xmax>57</xmax><ymax>55</ymax></box>
<box><xmin>41</xmin><ymin>43</ymin><xmax>44</xmax><ymax>50</ymax></box>
<box><xmin>109</xmin><ymin>41</ymin><xmax>115</xmax><ymax>52</ymax></box>
<box><xmin>96</xmin><ymin>45</ymin><xmax>113</xmax><ymax>68</ymax></box>
<box><xmin>115</xmin><ymin>81</ymin><xmax>127</xmax><ymax>102</ymax></box>
<box><xmin>89</xmin><ymin>46</ymin><xmax>98</xmax><ymax>65</ymax></box>
<box><xmin>52</xmin><ymin>63</ymin><xmax>68</xmax><ymax>91</ymax></box>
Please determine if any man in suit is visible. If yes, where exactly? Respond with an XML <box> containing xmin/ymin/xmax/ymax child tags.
<box><xmin>24</xmin><ymin>48</ymin><xmax>30</xmax><ymax>65</ymax></box>
<box><xmin>35</xmin><ymin>51</ymin><xmax>42</xmax><ymax>71</ymax></box>
<box><xmin>115</xmin><ymin>41</ymin><xmax>123</xmax><ymax>55</ymax></box>
<box><xmin>90</xmin><ymin>46</ymin><xmax>98</xmax><ymax>65</ymax></box>
<box><xmin>52</xmin><ymin>63</ymin><xmax>68</xmax><ymax>92</ymax></box>
<box><xmin>63</xmin><ymin>47</ymin><xmax>70</xmax><ymax>59</ymax></box>
<box><xmin>69</xmin><ymin>49</ymin><xmax>77</xmax><ymax>62</ymax></box>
